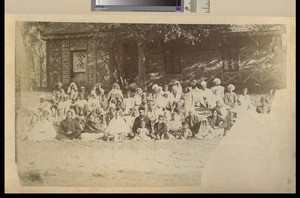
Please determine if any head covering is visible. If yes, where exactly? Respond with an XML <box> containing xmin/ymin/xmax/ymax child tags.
<box><xmin>90</xmin><ymin>89</ymin><xmax>96</xmax><ymax>95</ymax></box>
<box><xmin>66</xmin><ymin>108</ymin><xmax>76</xmax><ymax>119</ymax></box>
<box><xmin>213</xmin><ymin>78</ymin><xmax>221</xmax><ymax>85</ymax></box>
<box><xmin>152</xmin><ymin>84</ymin><xmax>159</xmax><ymax>90</ymax></box>
<box><xmin>174</xmin><ymin>80</ymin><xmax>181</xmax><ymax>86</ymax></box>
<box><xmin>67</xmin><ymin>82</ymin><xmax>78</xmax><ymax>93</ymax></box>
<box><xmin>136</xmin><ymin>87</ymin><xmax>142</xmax><ymax>93</ymax></box>
<box><xmin>200</xmin><ymin>81</ymin><xmax>207</xmax><ymax>86</ymax></box>
<box><xmin>184</xmin><ymin>86</ymin><xmax>191</xmax><ymax>92</ymax></box>
<box><xmin>89</xmin><ymin>93</ymin><xmax>98</xmax><ymax>99</ymax></box>
<box><xmin>228</xmin><ymin>84</ymin><xmax>235</xmax><ymax>90</ymax></box>
<box><xmin>113</xmin><ymin>83</ymin><xmax>120</xmax><ymax>90</ymax></box>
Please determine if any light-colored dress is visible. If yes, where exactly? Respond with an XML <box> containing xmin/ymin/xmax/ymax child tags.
<box><xmin>134</xmin><ymin>128</ymin><xmax>151</xmax><ymax>141</ymax></box>
<box><xmin>183</xmin><ymin>92</ymin><xmax>194</xmax><ymax>114</ymax></box>
<box><xmin>211</xmin><ymin>85</ymin><xmax>225</xmax><ymax>105</ymax></box>
<box><xmin>123</xmin><ymin>97</ymin><xmax>135</xmax><ymax>114</ymax></box>
<box><xmin>198</xmin><ymin>88</ymin><xmax>213</xmax><ymax>107</ymax></box>
<box><xmin>105</xmin><ymin>116</ymin><xmax>131</xmax><ymax>141</ymax></box>
<box><xmin>28</xmin><ymin>120</ymin><xmax>57</xmax><ymax>141</ymax></box>
<box><xmin>57</xmin><ymin>100</ymin><xmax>72</xmax><ymax>115</ymax></box>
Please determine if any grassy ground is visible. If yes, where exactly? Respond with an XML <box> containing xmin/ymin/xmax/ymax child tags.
<box><xmin>15</xmin><ymin>90</ymin><xmax>274</xmax><ymax>187</ymax></box>
<box><xmin>16</xmin><ymin>139</ymin><xmax>221</xmax><ymax>187</ymax></box>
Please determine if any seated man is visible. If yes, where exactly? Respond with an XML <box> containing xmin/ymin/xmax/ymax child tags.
<box><xmin>151</xmin><ymin>115</ymin><xmax>171</xmax><ymax>140</ymax></box>
<box><xmin>184</xmin><ymin>110</ymin><xmax>201</xmax><ymax>137</ymax></box>
<box><xmin>129</xmin><ymin>106</ymin><xmax>152</xmax><ymax>139</ymax></box>
<box><xmin>212</xmin><ymin>100</ymin><xmax>228</xmax><ymax>119</ymax></box>
<box><xmin>224</xmin><ymin>84</ymin><xmax>238</xmax><ymax>109</ymax></box>
<box><xmin>56</xmin><ymin>109</ymin><xmax>82</xmax><ymax>140</ymax></box>
<box><xmin>207</xmin><ymin>109</ymin><xmax>225</xmax><ymax>138</ymax></box>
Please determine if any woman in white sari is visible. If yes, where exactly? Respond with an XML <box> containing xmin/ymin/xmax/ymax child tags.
<box><xmin>105</xmin><ymin>110</ymin><xmax>131</xmax><ymax>142</ymax></box>
<box><xmin>28</xmin><ymin>110</ymin><xmax>57</xmax><ymax>141</ymax></box>
<box><xmin>107</xmin><ymin>83</ymin><xmax>123</xmax><ymax>105</ymax></box>
<box><xmin>66</xmin><ymin>82</ymin><xmax>79</xmax><ymax>103</ymax></box>
<box><xmin>133</xmin><ymin>87</ymin><xmax>143</xmax><ymax>108</ymax></box>
<box><xmin>172</xmin><ymin>81</ymin><xmax>183</xmax><ymax>102</ymax></box>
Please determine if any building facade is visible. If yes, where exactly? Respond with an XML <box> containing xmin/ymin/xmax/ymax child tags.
<box><xmin>42</xmin><ymin>26</ymin><xmax>287</xmax><ymax>92</ymax></box>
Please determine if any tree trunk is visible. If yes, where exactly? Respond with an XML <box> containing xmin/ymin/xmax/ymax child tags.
<box><xmin>137</xmin><ymin>41</ymin><xmax>147</xmax><ymax>91</ymax></box>
<box><xmin>109</xmin><ymin>46</ymin><xmax>117</xmax><ymax>85</ymax></box>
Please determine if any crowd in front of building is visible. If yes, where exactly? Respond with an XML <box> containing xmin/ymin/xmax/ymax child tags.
<box><xmin>18</xmin><ymin>78</ymin><xmax>271</xmax><ymax>142</ymax></box>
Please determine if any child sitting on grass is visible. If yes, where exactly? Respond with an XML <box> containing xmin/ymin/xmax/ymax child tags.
<box><xmin>133</xmin><ymin>120</ymin><xmax>151</xmax><ymax>141</ymax></box>
<box><xmin>181</xmin><ymin>122</ymin><xmax>192</xmax><ymax>139</ymax></box>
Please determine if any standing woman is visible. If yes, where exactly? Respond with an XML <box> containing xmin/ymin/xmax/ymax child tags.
<box><xmin>133</xmin><ymin>87</ymin><xmax>143</xmax><ymax>108</ymax></box>
<box><xmin>66</xmin><ymin>82</ymin><xmax>79</xmax><ymax>103</ymax></box>
<box><xmin>107</xmin><ymin>83</ymin><xmax>123</xmax><ymax>106</ymax></box>
<box><xmin>182</xmin><ymin>86</ymin><xmax>194</xmax><ymax>115</ymax></box>
<box><xmin>172</xmin><ymin>81</ymin><xmax>183</xmax><ymax>103</ymax></box>
<box><xmin>211</xmin><ymin>78</ymin><xmax>225</xmax><ymax>106</ymax></box>
<box><xmin>172</xmin><ymin>86</ymin><xmax>182</xmax><ymax>104</ymax></box>
<box><xmin>151</xmin><ymin>84</ymin><xmax>159</xmax><ymax>101</ymax></box>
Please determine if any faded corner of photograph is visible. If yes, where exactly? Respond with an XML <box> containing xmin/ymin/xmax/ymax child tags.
<box><xmin>14</xmin><ymin>21</ymin><xmax>294</xmax><ymax>191</ymax></box>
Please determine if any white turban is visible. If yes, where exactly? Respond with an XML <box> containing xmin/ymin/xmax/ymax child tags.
<box><xmin>213</xmin><ymin>78</ymin><xmax>221</xmax><ymax>85</ymax></box>
<box><xmin>228</xmin><ymin>84</ymin><xmax>235</xmax><ymax>90</ymax></box>
<box><xmin>200</xmin><ymin>81</ymin><xmax>207</xmax><ymax>86</ymax></box>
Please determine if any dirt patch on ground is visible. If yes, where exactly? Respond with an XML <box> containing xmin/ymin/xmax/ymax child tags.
<box><xmin>16</xmin><ymin>138</ymin><xmax>221</xmax><ymax>187</ymax></box>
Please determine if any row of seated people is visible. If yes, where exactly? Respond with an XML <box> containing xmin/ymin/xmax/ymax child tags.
<box><xmin>19</xmin><ymin>78</ymin><xmax>271</xmax><ymax>141</ymax></box>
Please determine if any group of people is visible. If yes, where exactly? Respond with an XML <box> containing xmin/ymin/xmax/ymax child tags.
<box><xmin>19</xmin><ymin>78</ymin><xmax>271</xmax><ymax>142</ymax></box>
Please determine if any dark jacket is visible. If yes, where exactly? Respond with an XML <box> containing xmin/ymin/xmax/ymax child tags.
<box><xmin>185</xmin><ymin>114</ymin><xmax>201</xmax><ymax>135</ymax></box>
<box><xmin>207</xmin><ymin>115</ymin><xmax>224</xmax><ymax>128</ymax></box>
<box><xmin>59</xmin><ymin>118</ymin><xmax>82</xmax><ymax>136</ymax></box>
<box><xmin>132</xmin><ymin>116</ymin><xmax>152</xmax><ymax>134</ymax></box>
<box><xmin>153</xmin><ymin>122</ymin><xmax>168</xmax><ymax>136</ymax></box>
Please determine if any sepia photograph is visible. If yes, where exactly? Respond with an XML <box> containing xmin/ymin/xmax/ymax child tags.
<box><xmin>5</xmin><ymin>13</ymin><xmax>295</xmax><ymax>192</ymax></box>
<box><xmin>12</xmin><ymin>21</ymin><xmax>293</xmax><ymax>189</ymax></box>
